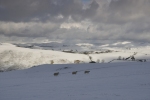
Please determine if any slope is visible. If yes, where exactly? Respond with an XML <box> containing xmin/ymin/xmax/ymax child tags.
<box><xmin>0</xmin><ymin>62</ymin><xmax>150</xmax><ymax>100</ymax></box>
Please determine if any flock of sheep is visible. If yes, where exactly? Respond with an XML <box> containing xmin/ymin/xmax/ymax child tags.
<box><xmin>53</xmin><ymin>70</ymin><xmax>90</xmax><ymax>76</ymax></box>
<box><xmin>53</xmin><ymin>59</ymin><xmax>91</xmax><ymax>76</ymax></box>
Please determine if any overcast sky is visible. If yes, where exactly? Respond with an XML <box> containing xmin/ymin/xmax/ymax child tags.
<box><xmin>0</xmin><ymin>0</ymin><xmax>150</xmax><ymax>43</ymax></box>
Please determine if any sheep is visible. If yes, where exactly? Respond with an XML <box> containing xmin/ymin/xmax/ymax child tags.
<box><xmin>54</xmin><ymin>72</ymin><xmax>59</xmax><ymax>76</ymax></box>
<box><xmin>84</xmin><ymin>71</ymin><xmax>90</xmax><ymax>74</ymax></box>
<box><xmin>137</xmin><ymin>59</ymin><xmax>143</xmax><ymax>62</ymax></box>
<box><xmin>72</xmin><ymin>71</ymin><xmax>78</xmax><ymax>75</ymax></box>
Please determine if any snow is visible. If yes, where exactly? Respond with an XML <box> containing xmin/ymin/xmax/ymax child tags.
<box><xmin>122</xmin><ymin>41</ymin><xmax>131</xmax><ymax>44</ymax></box>
<box><xmin>0</xmin><ymin>41</ymin><xmax>150</xmax><ymax>100</ymax></box>
<box><xmin>0</xmin><ymin>43</ymin><xmax>89</xmax><ymax>71</ymax></box>
<box><xmin>100</xmin><ymin>44</ymin><xmax>109</xmax><ymax>47</ymax></box>
<box><xmin>1</xmin><ymin>42</ymin><xmax>150</xmax><ymax>71</ymax></box>
<box><xmin>76</xmin><ymin>43</ymin><xmax>94</xmax><ymax>46</ymax></box>
<box><xmin>112</xmin><ymin>41</ymin><xmax>131</xmax><ymax>45</ymax></box>
<box><xmin>0</xmin><ymin>63</ymin><xmax>150</xmax><ymax>100</ymax></box>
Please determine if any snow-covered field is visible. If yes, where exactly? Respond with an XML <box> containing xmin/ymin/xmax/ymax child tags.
<box><xmin>1</xmin><ymin>63</ymin><xmax>150</xmax><ymax>100</ymax></box>
<box><xmin>0</xmin><ymin>41</ymin><xmax>150</xmax><ymax>100</ymax></box>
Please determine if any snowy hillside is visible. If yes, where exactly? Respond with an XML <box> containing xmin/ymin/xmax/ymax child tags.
<box><xmin>0</xmin><ymin>63</ymin><xmax>150</xmax><ymax>100</ymax></box>
<box><xmin>0</xmin><ymin>43</ymin><xmax>89</xmax><ymax>71</ymax></box>
<box><xmin>0</xmin><ymin>41</ymin><xmax>150</xmax><ymax>71</ymax></box>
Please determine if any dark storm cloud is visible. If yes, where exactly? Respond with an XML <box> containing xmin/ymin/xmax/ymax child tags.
<box><xmin>0</xmin><ymin>0</ymin><xmax>99</xmax><ymax>22</ymax></box>
<box><xmin>94</xmin><ymin>0</ymin><xmax>150</xmax><ymax>24</ymax></box>
<box><xmin>0</xmin><ymin>0</ymin><xmax>49</xmax><ymax>22</ymax></box>
<box><xmin>0</xmin><ymin>0</ymin><xmax>150</xmax><ymax>42</ymax></box>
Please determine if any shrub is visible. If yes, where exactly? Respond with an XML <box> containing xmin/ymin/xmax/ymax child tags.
<box><xmin>118</xmin><ymin>56</ymin><xmax>121</xmax><ymax>60</ymax></box>
<box><xmin>97</xmin><ymin>59</ymin><xmax>100</xmax><ymax>63</ymax></box>
<box><xmin>101</xmin><ymin>59</ymin><xmax>105</xmax><ymax>63</ymax></box>
<box><xmin>51</xmin><ymin>60</ymin><xmax>54</xmax><ymax>64</ymax></box>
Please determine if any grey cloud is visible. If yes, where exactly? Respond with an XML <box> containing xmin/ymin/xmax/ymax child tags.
<box><xmin>108</xmin><ymin>0</ymin><xmax>150</xmax><ymax>22</ymax></box>
<box><xmin>126</xmin><ymin>22</ymin><xmax>150</xmax><ymax>34</ymax></box>
<box><xmin>0</xmin><ymin>21</ymin><xmax>59</xmax><ymax>37</ymax></box>
<box><xmin>0</xmin><ymin>0</ymin><xmax>99</xmax><ymax>22</ymax></box>
<box><xmin>0</xmin><ymin>0</ymin><xmax>150</xmax><ymax>42</ymax></box>
<box><xmin>0</xmin><ymin>0</ymin><xmax>50</xmax><ymax>22</ymax></box>
<box><xmin>93</xmin><ymin>0</ymin><xmax>150</xmax><ymax>24</ymax></box>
